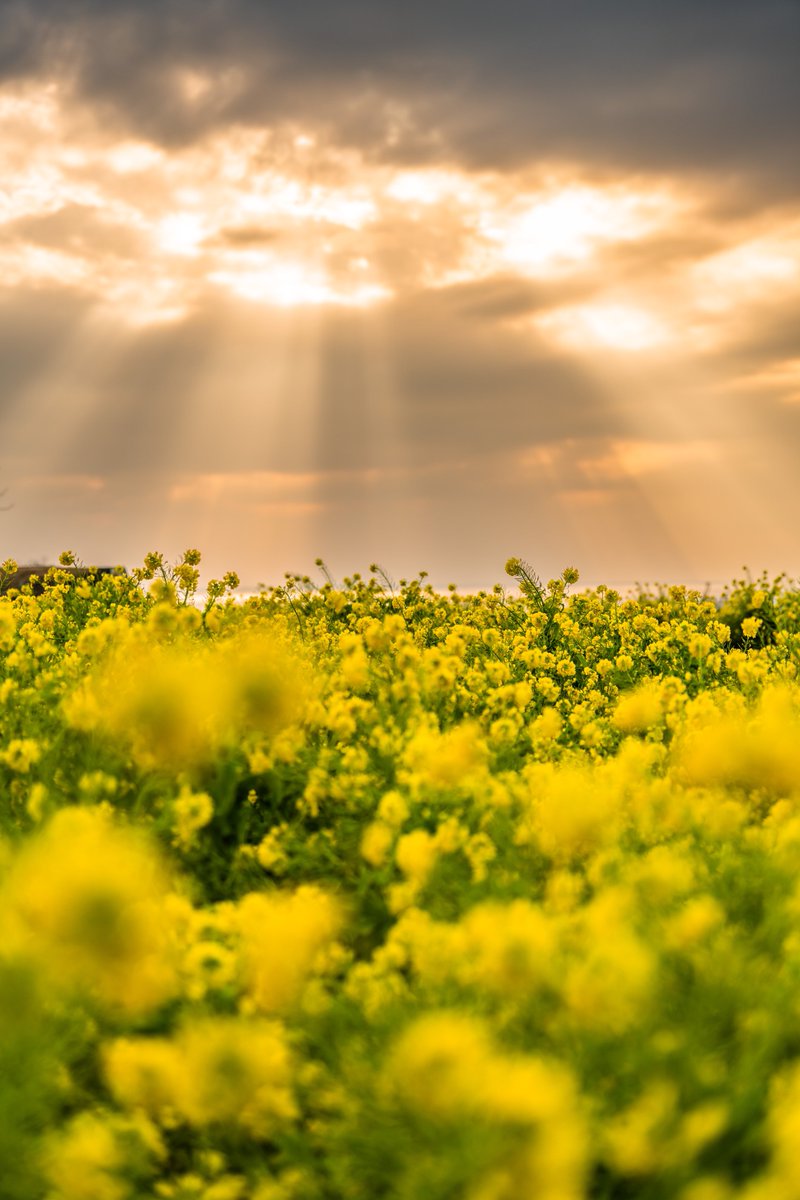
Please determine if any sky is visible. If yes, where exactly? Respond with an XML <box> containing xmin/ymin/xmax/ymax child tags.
<box><xmin>1</xmin><ymin>0</ymin><xmax>799</xmax><ymax>590</ymax></box>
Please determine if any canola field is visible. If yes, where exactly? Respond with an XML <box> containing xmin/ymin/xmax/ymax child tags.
<box><xmin>3</xmin><ymin>549</ymin><xmax>800</xmax><ymax>1200</ymax></box>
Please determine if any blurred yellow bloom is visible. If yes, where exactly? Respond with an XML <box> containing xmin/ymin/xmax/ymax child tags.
<box><xmin>173</xmin><ymin>787</ymin><xmax>214</xmax><ymax>848</ymax></box>
<box><xmin>2</xmin><ymin>807</ymin><xmax>179</xmax><ymax>1014</ymax></box>
<box><xmin>106</xmin><ymin>1018</ymin><xmax>296</xmax><ymax>1135</ymax></box>
<box><xmin>63</xmin><ymin>628</ymin><xmax>307</xmax><ymax>773</ymax></box>
<box><xmin>1</xmin><ymin>737</ymin><xmax>41</xmax><ymax>772</ymax></box>
<box><xmin>235</xmin><ymin>886</ymin><xmax>341</xmax><ymax>1014</ymax></box>
<box><xmin>402</xmin><ymin>722</ymin><xmax>488</xmax><ymax>793</ymax></box>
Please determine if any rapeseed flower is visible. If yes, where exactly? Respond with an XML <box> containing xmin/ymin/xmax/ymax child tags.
<box><xmin>1</xmin><ymin>807</ymin><xmax>179</xmax><ymax>1014</ymax></box>
<box><xmin>63</xmin><ymin>628</ymin><xmax>306</xmax><ymax>773</ymax></box>
<box><xmin>5</xmin><ymin>552</ymin><xmax>800</xmax><ymax>1198</ymax></box>
<box><xmin>235</xmin><ymin>886</ymin><xmax>341</xmax><ymax>1014</ymax></box>
<box><xmin>106</xmin><ymin>1018</ymin><xmax>296</xmax><ymax>1135</ymax></box>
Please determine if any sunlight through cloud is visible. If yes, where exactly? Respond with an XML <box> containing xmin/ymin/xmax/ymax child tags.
<box><xmin>107</xmin><ymin>141</ymin><xmax>165</xmax><ymax>174</ymax></box>
<box><xmin>692</xmin><ymin>234</ymin><xmax>800</xmax><ymax>312</ymax></box>
<box><xmin>385</xmin><ymin>169</ymin><xmax>483</xmax><ymax>206</ymax></box>
<box><xmin>478</xmin><ymin>185</ymin><xmax>678</xmax><ymax>273</ymax></box>
<box><xmin>208</xmin><ymin>259</ymin><xmax>390</xmax><ymax>307</ymax></box>
<box><xmin>536</xmin><ymin>303</ymin><xmax>673</xmax><ymax>352</ymax></box>
<box><xmin>158</xmin><ymin>212</ymin><xmax>208</xmax><ymax>256</ymax></box>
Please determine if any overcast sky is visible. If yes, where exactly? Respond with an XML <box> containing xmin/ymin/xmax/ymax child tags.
<box><xmin>1</xmin><ymin>0</ymin><xmax>799</xmax><ymax>588</ymax></box>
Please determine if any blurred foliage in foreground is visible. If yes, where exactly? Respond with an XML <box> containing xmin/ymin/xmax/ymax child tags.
<box><xmin>2</xmin><ymin>549</ymin><xmax>800</xmax><ymax>1199</ymax></box>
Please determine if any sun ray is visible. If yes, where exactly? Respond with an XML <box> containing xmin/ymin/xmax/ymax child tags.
<box><xmin>2</xmin><ymin>52</ymin><xmax>799</xmax><ymax>585</ymax></box>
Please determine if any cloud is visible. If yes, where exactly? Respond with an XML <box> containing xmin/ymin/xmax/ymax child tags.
<box><xmin>1</xmin><ymin>1</ymin><xmax>798</xmax><ymax>586</ymax></box>
<box><xmin>4</xmin><ymin>203</ymin><xmax>144</xmax><ymax>259</ymax></box>
<box><xmin>210</xmin><ymin>225</ymin><xmax>282</xmax><ymax>248</ymax></box>
<box><xmin>2</xmin><ymin>0</ymin><xmax>798</xmax><ymax>205</ymax></box>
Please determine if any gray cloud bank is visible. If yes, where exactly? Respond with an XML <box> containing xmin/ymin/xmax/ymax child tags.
<box><xmin>3</xmin><ymin>0</ymin><xmax>800</xmax><ymax>201</ymax></box>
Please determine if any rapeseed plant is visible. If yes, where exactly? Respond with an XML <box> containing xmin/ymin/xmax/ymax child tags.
<box><xmin>3</xmin><ymin>549</ymin><xmax>800</xmax><ymax>1196</ymax></box>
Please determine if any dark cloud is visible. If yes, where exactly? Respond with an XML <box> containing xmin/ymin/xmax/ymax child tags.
<box><xmin>0</xmin><ymin>0</ymin><xmax>46</xmax><ymax>80</ymax></box>
<box><xmin>4</xmin><ymin>204</ymin><xmax>144</xmax><ymax>259</ymax></box>
<box><xmin>3</xmin><ymin>0</ymin><xmax>799</xmax><ymax>204</ymax></box>
<box><xmin>210</xmin><ymin>225</ymin><xmax>282</xmax><ymax>248</ymax></box>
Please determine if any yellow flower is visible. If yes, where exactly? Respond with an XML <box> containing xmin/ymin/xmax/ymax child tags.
<box><xmin>106</xmin><ymin>1019</ymin><xmax>296</xmax><ymax>1135</ymax></box>
<box><xmin>45</xmin><ymin>1113</ymin><xmax>125</xmax><ymax>1200</ymax></box>
<box><xmin>387</xmin><ymin>1007</ymin><xmax>587</xmax><ymax>1199</ymax></box>
<box><xmin>613</xmin><ymin>683</ymin><xmax>664</xmax><ymax>733</ymax></box>
<box><xmin>0</xmin><ymin>599</ymin><xmax>16</xmax><ymax>647</ymax></box>
<box><xmin>686</xmin><ymin>632</ymin><xmax>713</xmax><ymax>659</ymax></box>
<box><xmin>458</xmin><ymin>899</ymin><xmax>558</xmax><ymax>995</ymax></box>
<box><xmin>174</xmin><ymin>1018</ymin><xmax>297</xmax><ymax>1134</ymax></box>
<box><xmin>741</xmin><ymin>615</ymin><xmax>762</xmax><ymax>640</ymax></box>
<box><xmin>2</xmin><ymin>807</ymin><xmax>179</xmax><ymax>1014</ymax></box>
<box><xmin>604</xmin><ymin>1081</ymin><xmax>678</xmax><ymax>1175</ymax></box>
<box><xmin>63</xmin><ymin>627</ymin><xmax>306</xmax><ymax>774</ymax></box>
<box><xmin>1</xmin><ymin>737</ymin><xmax>41</xmax><ymax>772</ymax></box>
<box><xmin>235</xmin><ymin>886</ymin><xmax>341</xmax><ymax>1014</ymax></box>
<box><xmin>256</xmin><ymin>826</ymin><xmax>288</xmax><ymax>872</ymax></box>
<box><xmin>386</xmin><ymin>1011</ymin><xmax>495</xmax><ymax>1118</ymax></box>
<box><xmin>395</xmin><ymin>829</ymin><xmax>438</xmax><ymax>886</ymax></box>
<box><xmin>25</xmin><ymin>781</ymin><xmax>48</xmax><ymax>822</ymax></box>
<box><xmin>183</xmin><ymin>939</ymin><xmax>237</xmax><ymax>998</ymax></box>
<box><xmin>402</xmin><ymin>722</ymin><xmax>487</xmax><ymax>793</ymax></box>
<box><xmin>361</xmin><ymin>821</ymin><xmax>393</xmax><ymax>867</ymax></box>
<box><xmin>104</xmin><ymin>1036</ymin><xmax>183</xmax><ymax>1118</ymax></box>
<box><xmin>377</xmin><ymin>790</ymin><xmax>409</xmax><ymax>827</ymax></box>
<box><xmin>43</xmin><ymin>1110</ymin><xmax>164</xmax><ymax>1200</ymax></box>
<box><xmin>173</xmin><ymin>787</ymin><xmax>214</xmax><ymax>848</ymax></box>
<box><xmin>529</xmin><ymin>706</ymin><xmax>562</xmax><ymax>742</ymax></box>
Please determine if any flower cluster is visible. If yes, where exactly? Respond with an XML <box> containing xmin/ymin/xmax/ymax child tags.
<box><xmin>2</xmin><ymin>552</ymin><xmax>800</xmax><ymax>1198</ymax></box>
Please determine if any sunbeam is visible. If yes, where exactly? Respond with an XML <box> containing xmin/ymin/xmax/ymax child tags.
<box><xmin>1</xmin><ymin>2</ymin><xmax>799</xmax><ymax>585</ymax></box>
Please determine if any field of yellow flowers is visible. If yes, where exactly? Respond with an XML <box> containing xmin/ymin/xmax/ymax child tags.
<box><xmin>2</xmin><ymin>548</ymin><xmax>800</xmax><ymax>1200</ymax></box>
